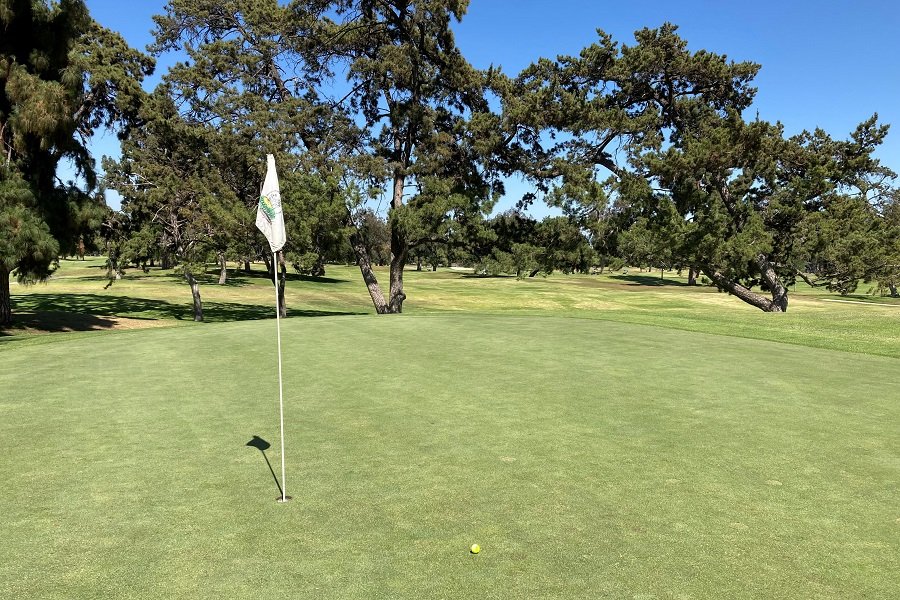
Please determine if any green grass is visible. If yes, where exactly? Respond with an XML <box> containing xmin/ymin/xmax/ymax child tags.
<box><xmin>1</xmin><ymin>315</ymin><xmax>898</xmax><ymax>598</ymax></box>
<box><xmin>5</xmin><ymin>257</ymin><xmax>900</xmax><ymax>357</ymax></box>
<box><xmin>2</xmin><ymin>258</ymin><xmax>899</xmax><ymax>597</ymax></box>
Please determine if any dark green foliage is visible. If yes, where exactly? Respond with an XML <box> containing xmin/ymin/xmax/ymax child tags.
<box><xmin>801</xmin><ymin>186</ymin><xmax>900</xmax><ymax>296</ymax></box>
<box><xmin>501</xmin><ymin>23</ymin><xmax>759</xmax><ymax>193</ymax></box>
<box><xmin>349</xmin><ymin>209</ymin><xmax>391</xmax><ymax>267</ymax></box>
<box><xmin>0</xmin><ymin>168</ymin><xmax>59</xmax><ymax>281</ymax></box>
<box><xmin>473</xmin><ymin>211</ymin><xmax>594</xmax><ymax>278</ymax></box>
<box><xmin>473</xmin><ymin>210</ymin><xmax>543</xmax><ymax>277</ymax></box>
<box><xmin>0</xmin><ymin>0</ymin><xmax>150</xmax><ymax>325</ymax></box>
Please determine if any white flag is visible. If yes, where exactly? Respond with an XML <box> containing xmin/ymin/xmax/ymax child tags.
<box><xmin>256</xmin><ymin>154</ymin><xmax>287</xmax><ymax>252</ymax></box>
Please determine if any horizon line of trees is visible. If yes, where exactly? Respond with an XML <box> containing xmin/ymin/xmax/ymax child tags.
<box><xmin>3</xmin><ymin>0</ymin><xmax>898</xmax><ymax>326</ymax></box>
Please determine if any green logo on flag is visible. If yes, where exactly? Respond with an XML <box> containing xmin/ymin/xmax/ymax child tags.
<box><xmin>259</xmin><ymin>195</ymin><xmax>276</xmax><ymax>221</ymax></box>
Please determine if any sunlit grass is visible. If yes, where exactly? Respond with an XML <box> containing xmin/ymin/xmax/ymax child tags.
<box><xmin>1</xmin><ymin>314</ymin><xmax>898</xmax><ymax>598</ymax></box>
<box><xmin>3</xmin><ymin>258</ymin><xmax>899</xmax><ymax>597</ymax></box>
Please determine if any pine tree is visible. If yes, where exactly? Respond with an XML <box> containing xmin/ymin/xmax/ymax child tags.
<box><xmin>0</xmin><ymin>0</ymin><xmax>151</xmax><ymax>325</ymax></box>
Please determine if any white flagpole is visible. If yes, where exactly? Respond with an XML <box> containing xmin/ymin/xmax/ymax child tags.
<box><xmin>274</xmin><ymin>250</ymin><xmax>287</xmax><ymax>502</ymax></box>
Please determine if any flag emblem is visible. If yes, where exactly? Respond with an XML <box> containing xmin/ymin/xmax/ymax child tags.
<box><xmin>259</xmin><ymin>194</ymin><xmax>277</xmax><ymax>221</ymax></box>
<box><xmin>255</xmin><ymin>155</ymin><xmax>287</xmax><ymax>252</ymax></box>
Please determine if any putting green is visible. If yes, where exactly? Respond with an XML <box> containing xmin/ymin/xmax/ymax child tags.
<box><xmin>1</xmin><ymin>315</ymin><xmax>898</xmax><ymax>598</ymax></box>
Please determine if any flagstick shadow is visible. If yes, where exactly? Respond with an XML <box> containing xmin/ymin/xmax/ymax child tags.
<box><xmin>246</xmin><ymin>435</ymin><xmax>283</xmax><ymax>497</ymax></box>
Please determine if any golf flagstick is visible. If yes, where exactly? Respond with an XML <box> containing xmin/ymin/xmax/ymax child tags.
<box><xmin>274</xmin><ymin>250</ymin><xmax>287</xmax><ymax>503</ymax></box>
<box><xmin>256</xmin><ymin>154</ymin><xmax>289</xmax><ymax>502</ymax></box>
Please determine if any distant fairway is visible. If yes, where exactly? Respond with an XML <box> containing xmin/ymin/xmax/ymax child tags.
<box><xmin>1</xmin><ymin>314</ymin><xmax>898</xmax><ymax>598</ymax></box>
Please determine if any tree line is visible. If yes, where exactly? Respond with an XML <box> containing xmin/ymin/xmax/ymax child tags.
<box><xmin>3</xmin><ymin>0</ymin><xmax>897</xmax><ymax>325</ymax></box>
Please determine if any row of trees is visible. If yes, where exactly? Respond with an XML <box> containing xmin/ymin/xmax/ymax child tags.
<box><xmin>3</xmin><ymin>0</ymin><xmax>897</xmax><ymax>325</ymax></box>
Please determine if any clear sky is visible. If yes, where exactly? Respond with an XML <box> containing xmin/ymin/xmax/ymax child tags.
<box><xmin>83</xmin><ymin>0</ymin><xmax>900</xmax><ymax>214</ymax></box>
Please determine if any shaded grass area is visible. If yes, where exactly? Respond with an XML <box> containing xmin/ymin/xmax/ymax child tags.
<box><xmin>1</xmin><ymin>315</ymin><xmax>897</xmax><ymax>598</ymax></box>
<box><xmin>9</xmin><ymin>293</ymin><xmax>359</xmax><ymax>325</ymax></box>
<box><xmin>2</xmin><ymin>258</ymin><xmax>367</xmax><ymax>342</ymax></box>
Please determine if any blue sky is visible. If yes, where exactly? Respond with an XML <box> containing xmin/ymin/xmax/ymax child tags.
<box><xmin>83</xmin><ymin>0</ymin><xmax>900</xmax><ymax>214</ymax></box>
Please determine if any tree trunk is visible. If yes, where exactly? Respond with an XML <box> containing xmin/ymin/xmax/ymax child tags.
<box><xmin>218</xmin><ymin>252</ymin><xmax>227</xmax><ymax>285</ymax></box>
<box><xmin>0</xmin><ymin>265</ymin><xmax>11</xmax><ymax>327</ymax></box>
<box><xmin>277</xmin><ymin>252</ymin><xmax>287</xmax><ymax>318</ymax></box>
<box><xmin>386</xmin><ymin>170</ymin><xmax>407</xmax><ymax>313</ymax></box>
<box><xmin>387</xmin><ymin>226</ymin><xmax>408</xmax><ymax>313</ymax></box>
<box><xmin>702</xmin><ymin>258</ymin><xmax>788</xmax><ymax>312</ymax></box>
<box><xmin>432</xmin><ymin>263</ymin><xmax>437</xmax><ymax>272</ymax></box>
<box><xmin>263</xmin><ymin>253</ymin><xmax>273</xmax><ymax>277</ymax></box>
<box><xmin>889</xmin><ymin>283</ymin><xmax>898</xmax><ymax>298</ymax></box>
<box><xmin>184</xmin><ymin>270</ymin><xmax>204</xmax><ymax>322</ymax></box>
<box><xmin>311</xmin><ymin>256</ymin><xmax>326</xmax><ymax>277</ymax></box>
<box><xmin>688</xmin><ymin>266</ymin><xmax>697</xmax><ymax>286</ymax></box>
<box><xmin>349</xmin><ymin>228</ymin><xmax>390</xmax><ymax>314</ymax></box>
<box><xmin>755</xmin><ymin>254</ymin><xmax>788</xmax><ymax>312</ymax></box>
<box><xmin>105</xmin><ymin>241</ymin><xmax>121</xmax><ymax>281</ymax></box>
<box><xmin>244</xmin><ymin>260</ymin><xmax>251</xmax><ymax>275</ymax></box>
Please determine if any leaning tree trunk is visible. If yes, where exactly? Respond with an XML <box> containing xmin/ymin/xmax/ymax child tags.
<box><xmin>349</xmin><ymin>228</ymin><xmax>390</xmax><ymax>314</ymax></box>
<box><xmin>755</xmin><ymin>254</ymin><xmax>788</xmax><ymax>312</ymax></box>
<box><xmin>701</xmin><ymin>255</ymin><xmax>788</xmax><ymax>313</ymax></box>
<box><xmin>0</xmin><ymin>265</ymin><xmax>11</xmax><ymax>327</ymax></box>
<box><xmin>184</xmin><ymin>270</ymin><xmax>204</xmax><ymax>322</ymax></box>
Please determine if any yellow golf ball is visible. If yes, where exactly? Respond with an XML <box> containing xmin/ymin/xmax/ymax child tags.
<box><xmin>470</xmin><ymin>544</ymin><xmax>481</xmax><ymax>554</ymax></box>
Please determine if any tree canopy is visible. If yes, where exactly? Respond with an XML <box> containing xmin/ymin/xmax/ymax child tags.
<box><xmin>0</xmin><ymin>0</ymin><xmax>152</xmax><ymax>325</ymax></box>
<box><xmin>4</xmin><ymin>3</ymin><xmax>899</xmax><ymax>322</ymax></box>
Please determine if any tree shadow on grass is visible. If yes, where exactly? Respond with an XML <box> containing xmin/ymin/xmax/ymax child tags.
<box><xmin>610</xmin><ymin>274</ymin><xmax>690</xmax><ymax>287</ymax></box>
<box><xmin>6</xmin><ymin>293</ymin><xmax>363</xmax><ymax>333</ymax></box>
<box><xmin>144</xmin><ymin>269</ymin><xmax>354</xmax><ymax>287</ymax></box>
<box><xmin>65</xmin><ymin>264</ymin><xmax>351</xmax><ymax>288</ymax></box>
<box><xmin>0</xmin><ymin>311</ymin><xmax>120</xmax><ymax>335</ymax></box>
<box><xmin>225</xmin><ymin>268</ymin><xmax>351</xmax><ymax>285</ymax></box>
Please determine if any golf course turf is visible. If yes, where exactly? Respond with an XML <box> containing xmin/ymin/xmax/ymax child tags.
<box><xmin>2</xmin><ymin>309</ymin><xmax>898</xmax><ymax>598</ymax></box>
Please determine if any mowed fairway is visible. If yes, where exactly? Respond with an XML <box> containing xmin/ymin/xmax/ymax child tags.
<box><xmin>1</xmin><ymin>313</ymin><xmax>898</xmax><ymax>598</ymax></box>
